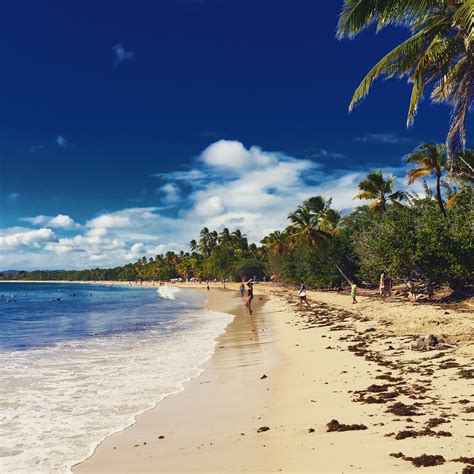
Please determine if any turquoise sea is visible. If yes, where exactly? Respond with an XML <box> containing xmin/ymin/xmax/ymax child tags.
<box><xmin>0</xmin><ymin>283</ymin><xmax>231</xmax><ymax>473</ymax></box>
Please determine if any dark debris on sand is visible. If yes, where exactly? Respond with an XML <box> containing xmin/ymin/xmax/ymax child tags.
<box><xmin>326</xmin><ymin>419</ymin><xmax>368</xmax><ymax>432</ymax></box>
<box><xmin>425</xmin><ymin>417</ymin><xmax>449</xmax><ymax>428</ymax></box>
<box><xmin>390</xmin><ymin>452</ymin><xmax>446</xmax><ymax>467</ymax></box>
<box><xmin>393</xmin><ymin>429</ymin><xmax>451</xmax><ymax>440</ymax></box>
<box><xmin>458</xmin><ymin>369</ymin><xmax>474</xmax><ymax>379</ymax></box>
<box><xmin>257</xmin><ymin>426</ymin><xmax>270</xmax><ymax>433</ymax></box>
<box><xmin>387</xmin><ymin>402</ymin><xmax>420</xmax><ymax>417</ymax></box>
<box><xmin>452</xmin><ymin>456</ymin><xmax>474</xmax><ymax>465</ymax></box>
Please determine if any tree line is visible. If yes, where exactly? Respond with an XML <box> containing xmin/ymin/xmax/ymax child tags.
<box><xmin>2</xmin><ymin>144</ymin><xmax>472</xmax><ymax>296</ymax></box>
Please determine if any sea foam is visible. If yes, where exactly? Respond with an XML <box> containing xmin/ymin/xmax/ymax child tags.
<box><xmin>0</xmin><ymin>299</ymin><xmax>232</xmax><ymax>473</ymax></box>
<box><xmin>157</xmin><ymin>285</ymin><xmax>181</xmax><ymax>300</ymax></box>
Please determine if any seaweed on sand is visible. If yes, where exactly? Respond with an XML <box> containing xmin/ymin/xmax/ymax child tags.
<box><xmin>326</xmin><ymin>419</ymin><xmax>368</xmax><ymax>432</ymax></box>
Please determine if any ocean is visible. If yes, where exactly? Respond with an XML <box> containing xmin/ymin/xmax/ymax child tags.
<box><xmin>0</xmin><ymin>282</ymin><xmax>232</xmax><ymax>473</ymax></box>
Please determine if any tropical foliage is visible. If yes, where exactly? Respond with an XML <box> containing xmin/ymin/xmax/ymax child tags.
<box><xmin>2</xmin><ymin>145</ymin><xmax>472</xmax><ymax>295</ymax></box>
<box><xmin>354</xmin><ymin>169</ymin><xmax>408</xmax><ymax>212</ymax></box>
<box><xmin>337</xmin><ymin>0</ymin><xmax>474</xmax><ymax>177</ymax></box>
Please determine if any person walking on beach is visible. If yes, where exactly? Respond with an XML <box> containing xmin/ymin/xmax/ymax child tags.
<box><xmin>206</xmin><ymin>281</ymin><xmax>210</xmax><ymax>291</ymax></box>
<box><xmin>239</xmin><ymin>280</ymin><xmax>245</xmax><ymax>299</ymax></box>
<box><xmin>379</xmin><ymin>272</ymin><xmax>392</xmax><ymax>298</ymax></box>
<box><xmin>245</xmin><ymin>281</ymin><xmax>254</xmax><ymax>315</ymax></box>
<box><xmin>350</xmin><ymin>282</ymin><xmax>358</xmax><ymax>304</ymax></box>
<box><xmin>298</xmin><ymin>282</ymin><xmax>310</xmax><ymax>308</ymax></box>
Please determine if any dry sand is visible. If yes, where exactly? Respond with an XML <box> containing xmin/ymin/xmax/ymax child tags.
<box><xmin>74</xmin><ymin>283</ymin><xmax>473</xmax><ymax>473</ymax></box>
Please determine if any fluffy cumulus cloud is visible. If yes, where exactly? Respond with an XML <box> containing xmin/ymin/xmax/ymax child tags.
<box><xmin>0</xmin><ymin>228</ymin><xmax>58</xmax><ymax>249</ymax></box>
<box><xmin>22</xmin><ymin>214</ymin><xmax>80</xmax><ymax>229</ymax></box>
<box><xmin>159</xmin><ymin>183</ymin><xmax>181</xmax><ymax>204</ymax></box>
<box><xmin>1</xmin><ymin>140</ymin><xmax>413</xmax><ymax>270</ymax></box>
<box><xmin>200</xmin><ymin>140</ymin><xmax>277</xmax><ymax>171</ymax></box>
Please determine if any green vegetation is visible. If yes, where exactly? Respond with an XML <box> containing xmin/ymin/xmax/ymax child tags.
<box><xmin>337</xmin><ymin>0</ymin><xmax>474</xmax><ymax>177</ymax></box>
<box><xmin>3</xmin><ymin>144</ymin><xmax>472</xmax><ymax>297</ymax></box>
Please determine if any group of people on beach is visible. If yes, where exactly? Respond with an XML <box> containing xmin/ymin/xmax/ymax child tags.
<box><xmin>298</xmin><ymin>280</ymin><xmax>359</xmax><ymax>308</ymax></box>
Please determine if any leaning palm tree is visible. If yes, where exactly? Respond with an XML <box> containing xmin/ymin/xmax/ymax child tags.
<box><xmin>337</xmin><ymin>0</ymin><xmax>474</xmax><ymax>177</ymax></box>
<box><xmin>354</xmin><ymin>170</ymin><xmax>407</xmax><ymax>213</ymax></box>
<box><xmin>406</xmin><ymin>143</ymin><xmax>448</xmax><ymax>217</ymax></box>
<box><xmin>287</xmin><ymin>204</ymin><xmax>352</xmax><ymax>285</ymax></box>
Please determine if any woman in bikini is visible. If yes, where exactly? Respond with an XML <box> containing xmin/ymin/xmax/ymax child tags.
<box><xmin>245</xmin><ymin>281</ymin><xmax>254</xmax><ymax>315</ymax></box>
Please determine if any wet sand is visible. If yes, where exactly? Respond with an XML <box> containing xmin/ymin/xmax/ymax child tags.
<box><xmin>75</xmin><ymin>284</ymin><xmax>473</xmax><ymax>473</ymax></box>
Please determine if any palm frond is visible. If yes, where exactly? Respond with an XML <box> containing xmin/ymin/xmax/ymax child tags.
<box><xmin>407</xmin><ymin>167</ymin><xmax>432</xmax><ymax>184</ymax></box>
<box><xmin>349</xmin><ymin>27</ymin><xmax>438</xmax><ymax>111</ymax></box>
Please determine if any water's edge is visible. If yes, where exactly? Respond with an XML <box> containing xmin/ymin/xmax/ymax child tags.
<box><xmin>70</xmin><ymin>291</ymin><xmax>235</xmax><ymax>473</ymax></box>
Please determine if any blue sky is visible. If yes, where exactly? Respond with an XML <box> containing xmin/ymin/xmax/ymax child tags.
<box><xmin>0</xmin><ymin>0</ymin><xmax>453</xmax><ymax>270</ymax></box>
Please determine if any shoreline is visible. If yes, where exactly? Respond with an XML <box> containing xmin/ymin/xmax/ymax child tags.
<box><xmin>75</xmin><ymin>284</ymin><xmax>473</xmax><ymax>473</ymax></box>
<box><xmin>75</xmin><ymin>286</ymin><xmax>277</xmax><ymax>472</ymax></box>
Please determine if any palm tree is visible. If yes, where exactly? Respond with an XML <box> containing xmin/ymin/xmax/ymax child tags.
<box><xmin>209</xmin><ymin>231</ymin><xmax>218</xmax><ymax>253</ymax></box>
<box><xmin>443</xmin><ymin>149</ymin><xmax>474</xmax><ymax>207</ymax></box>
<box><xmin>304</xmin><ymin>195</ymin><xmax>332</xmax><ymax>214</ymax></box>
<box><xmin>198</xmin><ymin>227</ymin><xmax>210</xmax><ymax>256</ymax></box>
<box><xmin>189</xmin><ymin>239</ymin><xmax>197</xmax><ymax>253</ymax></box>
<box><xmin>261</xmin><ymin>230</ymin><xmax>289</xmax><ymax>256</ymax></box>
<box><xmin>287</xmin><ymin>201</ymin><xmax>352</xmax><ymax>284</ymax></box>
<box><xmin>337</xmin><ymin>0</ymin><xmax>474</xmax><ymax>176</ymax></box>
<box><xmin>218</xmin><ymin>228</ymin><xmax>232</xmax><ymax>247</ymax></box>
<box><xmin>406</xmin><ymin>143</ymin><xmax>447</xmax><ymax>217</ymax></box>
<box><xmin>231</xmin><ymin>229</ymin><xmax>248</xmax><ymax>251</ymax></box>
<box><xmin>354</xmin><ymin>170</ymin><xmax>407</xmax><ymax>213</ymax></box>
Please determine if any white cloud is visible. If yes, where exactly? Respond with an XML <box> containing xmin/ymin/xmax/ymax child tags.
<box><xmin>159</xmin><ymin>183</ymin><xmax>180</xmax><ymax>203</ymax></box>
<box><xmin>0</xmin><ymin>228</ymin><xmax>58</xmax><ymax>249</ymax></box>
<box><xmin>2</xmin><ymin>140</ymin><xmax>416</xmax><ymax>270</ymax></box>
<box><xmin>112</xmin><ymin>43</ymin><xmax>134</xmax><ymax>67</ymax></box>
<box><xmin>200</xmin><ymin>139</ymin><xmax>277</xmax><ymax>171</ymax></box>
<box><xmin>194</xmin><ymin>195</ymin><xmax>226</xmax><ymax>217</ymax></box>
<box><xmin>153</xmin><ymin>169</ymin><xmax>206</xmax><ymax>183</ymax></box>
<box><xmin>87</xmin><ymin>214</ymin><xmax>132</xmax><ymax>229</ymax></box>
<box><xmin>48</xmin><ymin>214</ymin><xmax>80</xmax><ymax>229</ymax></box>
<box><xmin>56</xmin><ymin>135</ymin><xmax>67</xmax><ymax>148</ymax></box>
<box><xmin>354</xmin><ymin>133</ymin><xmax>414</xmax><ymax>145</ymax></box>
<box><xmin>130</xmin><ymin>243</ymin><xmax>145</xmax><ymax>254</ymax></box>
<box><xmin>22</xmin><ymin>214</ymin><xmax>80</xmax><ymax>229</ymax></box>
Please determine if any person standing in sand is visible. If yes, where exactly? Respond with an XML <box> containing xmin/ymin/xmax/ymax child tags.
<box><xmin>350</xmin><ymin>282</ymin><xmax>358</xmax><ymax>304</ymax></box>
<box><xmin>245</xmin><ymin>281</ymin><xmax>254</xmax><ymax>315</ymax></box>
<box><xmin>239</xmin><ymin>280</ymin><xmax>245</xmax><ymax>299</ymax></box>
<box><xmin>379</xmin><ymin>272</ymin><xmax>385</xmax><ymax>297</ymax></box>
<box><xmin>206</xmin><ymin>281</ymin><xmax>210</xmax><ymax>291</ymax></box>
<box><xmin>298</xmin><ymin>282</ymin><xmax>311</xmax><ymax>308</ymax></box>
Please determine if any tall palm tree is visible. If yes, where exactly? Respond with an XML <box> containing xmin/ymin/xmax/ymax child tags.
<box><xmin>287</xmin><ymin>202</ymin><xmax>352</xmax><ymax>284</ymax></box>
<box><xmin>406</xmin><ymin>143</ymin><xmax>448</xmax><ymax>216</ymax></box>
<box><xmin>354</xmin><ymin>170</ymin><xmax>407</xmax><ymax>213</ymax></box>
<box><xmin>209</xmin><ymin>231</ymin><xmax>218</xmax><ymax>253</ymax></box>
<box><xmin>337</xmin><ymin>0</ymin><xmax>474</xmax><ymax>177</ymax></box>
<box><xmin>198</xmin><ymin>227</ymin><xmax>210</xmax><ymax>256</ymax></box>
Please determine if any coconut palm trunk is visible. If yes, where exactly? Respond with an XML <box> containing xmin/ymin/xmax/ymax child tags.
<box><xmin>435</xmin><ymin>171</ymin><xmax>448</xmax><ymax>218</ymax></box>
<box><xmin>324</xmin><ymin>252</ymin><xmax>352</xmax><ymax>286</ymax></box>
